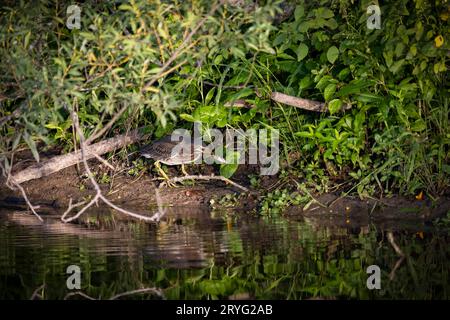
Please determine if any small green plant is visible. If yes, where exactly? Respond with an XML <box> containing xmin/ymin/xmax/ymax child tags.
<box><xmin>259</xmin><ymin>188</ymin><xmax>310</xmax><ymax>215</ymax></box>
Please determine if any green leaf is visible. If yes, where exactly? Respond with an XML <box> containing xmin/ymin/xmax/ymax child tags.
<box><xmin>299</xmin><ymin>76</ymin><xmax>313</xmax><ymax>90</ymax></box>
<box><xmin>315</xmin><ymin>75</ymin><xmax>334</xmax><ymax>91</ymax></box>
<box><xmin>296</xmin><ymin>43</ymin><xmax>309</xmax><ymax>61</ymax></box>
<box><xmin>180</xmin><ymin>114</ymin><xmax>196</xmax><ymax>122</ymax></box>
<box><xmin>337</xmin><ymin>80</ymin><xmax>373</xmax><ymax>97</ymax></box>
<box><xmin>326</xmin><ymin>46</ymin><xmax>339</xmax><ymax>64</ymax></box>
<box><xmin>411</xmin><ymin>119</ymin><xmax>426</xmax><ymax>132</ymax></box>
<box><xmin>328</xmin><ymin>99</ymin><xmax>343</xmax><ymax>114</ymax></box>
<box><xmin>389</xmin><ymin>59</ymin><xmax>405</xmax><ymax>74</ymax></box>
<box><xmin>220</xmin><ymin>163</ymin><xmax>239</xmax><ymax>179</ymax></box>
<box><xmin>324</xmin><ymin>83</ymin><xmax>337</xmax><ymax>101</ymax></box>
<box><xmin>205</xmin><ymin>88</ymin><xmax>215</xmax><ymax>105</ymax></box>
<box><xmin>23</xmin><ymin>131</ymin><xmax>39</xmax><ymax>163</ymax></box>
<box><xmin>316</xmin><ymin>7</ymin><xmax>334</xmax><ymax>19</ymax></box>
<box><xmin>294</xmin><ymin>6</ymin><xmax>305</xmax><ymax>21</ymax></box>
<box><xmin>295</xmin><ymin>131</ymin><xmax>314</xmax><ymax>138</ymax></box>
<box><xmin>227</xmin><ymin>88</ymin><xmax>254</xmax><ymax>102</ymax></box>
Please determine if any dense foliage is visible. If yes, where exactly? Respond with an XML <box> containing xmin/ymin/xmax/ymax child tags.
<box><xmin>0</xmin><ymin>0</ymin><xmax>449</xmax><ymax>197</ymax></box>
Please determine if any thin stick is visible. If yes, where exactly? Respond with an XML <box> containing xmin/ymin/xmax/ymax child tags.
<box><xmin>92</xmin><ymin>153</ymin><xmax>115</xmax><ymax>171</ymax></box>
<box><xmin>162</xmin><ymin>174</ymin><xmax>249</xmax><ymax>192</ymax></box>
<box><xmin>110</xmin><ymin>287</ymin><xmax>165</xmax><ymax>300</ymax></box>
<box><xmin>0</xmin><ymin>154</ymin><xmax>44</xmax><ymax>222</ymax></box>
<box><xmin>85</xmin><ymin>103</ymin><xmax>129</xmax><ymax>145</ymax></box>
<box><xmin>63</xmin><ymin>287</ymin><xmax>164</xmax><ymax>300</ymax></box>
<box><xmin>61</xmin><ymin>110</ymin><xmax>165</xmax><ymax>224</ymax></box>
<box><xmin>30</xmin><ymin>284</ymin><xmax>45</xmax><ymax>300</ymax></box>
<box><xmin>64</xmin><ymin>291</ymin><xmax>96</xmax><ymax>300</ymax></box>
<box><xmin>4</xmin><ymin>174</ymin><xmax>44</xmax><ymax>222</ymax></box>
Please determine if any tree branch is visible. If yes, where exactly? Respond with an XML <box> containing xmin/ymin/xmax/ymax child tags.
<box><xmin>11</xmin><ymin>128</ymin><xmax>146</xmax><ymax>184</ymax></box>
<box><xmin>270</xmin><ymin>91</ymin><xmax>351</xmax><ymax>112</ymax></box>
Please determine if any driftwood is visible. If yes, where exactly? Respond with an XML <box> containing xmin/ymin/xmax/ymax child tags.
<box><xmin>11</xmin><ymin>128</ymin><xmax>146</xmax><ymax>184</ymax></box>
<box><xmin>270</xmin><ymin>91</ymin><xmax>351</xmax><ymax>112</ymax></box>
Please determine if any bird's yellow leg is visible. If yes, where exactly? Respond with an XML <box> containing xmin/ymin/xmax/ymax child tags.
<box><xmin>155</xmin><ymin>161</ymin><xmax>177</xmax><ymax>187</ymax></box>
<box><xmin>181</xmin><ymin>164</ymin><xmax>189</xmax><ymax>176</ymax></box>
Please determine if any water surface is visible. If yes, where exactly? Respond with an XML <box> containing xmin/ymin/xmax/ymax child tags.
<box><xmin>0</xmin><ymin>207</ymin><xmax>448</xmax><ymax>299</ymax></box>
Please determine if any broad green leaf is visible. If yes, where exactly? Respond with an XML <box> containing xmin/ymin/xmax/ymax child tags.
<box><xmin>316</xmin><ymin>7</ymin><xmax>334</xmax><ymax>19</ymax></box>
<box><xmin>328</xmin><ymin>99</ymin><xmax>343</xmax><ymax>114</ymax></box>
<box><xmin>315</xmin><ymin>75</ymin><xmax>334</xmax><ymax>90</ymax></box>
<box><xmin>326</xmin><ymin>46</ymin><xmax>339</xmax><ymax>63</ymax></box>
<box><xmin>299</xmin><ymin>76</ymin><xmax>313</xmax><ymax>90</ymax></box>
<box><xmin>296</xmin><ymin>43</ymin><xmax>309</xmax><ymax>61</ymax></box>
<box><xmin>220</xmin><ymin>163</ymin><xmax>239</xmax><ymax>179</ymax></box>
<box><xmin>389</xmin><ymin>59</ymin><xmax>405</xmax><ymax>74</ymax></box>
<box><xmin>336</xmin><ymin>80</ymin><xmax>373</xmax><ymax>97</ymax></box>
<box><xmin>411</xmin><ymin>119</ymin><xmax>426</xmax><ymax>132</ymax></box>
<box><xmin>294</xmin><ymin>6</ymin><xmax>305</xmax><ymax>20</ymax></box>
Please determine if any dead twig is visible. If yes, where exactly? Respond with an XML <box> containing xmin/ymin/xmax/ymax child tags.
<box><xmin>30</xmin><ymin>284</ymin><xmax>45</xmax><ymax>300</ymax></box>
<box><xmin>61</xmin><ymin>110</ymin><xmax>165</xmax><ymax>224</ymax></box>
<box><xmin>109</xmin><ymin>287</ymin><xmax>165</xmax><ymax>300</ymax></box>
<box><xmin>161</xmin><ymin>174</ymin><xmax>249</xmax><ymax>192</ymax></box>
<box><xmin>64</xmin><ymin>291</ymin><xmax>96</xmax><ymax>300</ymax></box>
<box><xmin>92</xmin><ymin>152</ymin><xmax>115</xmax><ymax>171</ymax></box>
<box><xmin>270</xmin><ymin>91</ymin><xmax>351</xmax><ymax>112</ymax></box>
<box><xmin>0</xmin><ymin>157</ymin><xmax>43</xmax><ymax>222</ymax></box>
<box><xmin>85</xmin><ymin>103</ymin><xmax>129</xmax><ymax>145</ymax></box>
<box><xmin>63</xmin><ymin>287</ymin><xmax>164</xmax><ymax>300</ymax></box>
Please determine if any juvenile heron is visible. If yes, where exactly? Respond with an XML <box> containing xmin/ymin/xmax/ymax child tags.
<box><xmin>140</xmin><ymin>135</ymin><xmax>203</xmax><ymax>184</ymax></box>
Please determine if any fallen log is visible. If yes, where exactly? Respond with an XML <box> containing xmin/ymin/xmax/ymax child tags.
<box><xmin>270</xmin><ymin>92</ymin><xmax>351</xmax><ymax>112</ymax></box>
<box><xmin>11</xmin><ymin>128</ymin><xmax>146</xmax><ymax>184</ymax></box>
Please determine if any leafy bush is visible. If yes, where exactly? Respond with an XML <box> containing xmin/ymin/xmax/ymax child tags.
<box><xmin>0</xmin><ymin>0</ymin><xmax>448</xmax><ymax>197</ymax></box>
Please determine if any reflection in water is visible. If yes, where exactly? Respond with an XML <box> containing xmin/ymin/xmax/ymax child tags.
<box><xmin>0</xmin><ymin>206</ymin><xmax>448</xmax><ymax>299</ymax></box>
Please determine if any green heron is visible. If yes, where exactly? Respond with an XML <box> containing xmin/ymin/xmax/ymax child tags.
<box><xmin>140</xmin><ymin>135</ymin><xmax>204</xmax><ymax>185</ymax></box>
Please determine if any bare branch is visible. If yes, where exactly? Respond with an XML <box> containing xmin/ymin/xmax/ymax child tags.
<box><xmin>63</xmin><ymin>287</ymin><xmax>165</xmax><ymax>300</ymax></box>
<box><xmin>162</xmin><ymin>174</ymin><xmax>249</xmax><ymax>192</ymax></box>
<box><xmin>110</xmin><ymin>287</ymin><xmax>165</xmax><ymax>300</ymax></box>
<box><xmin>61</xmin><ymin>110</ymin><xmax>165</xmax><ymax>224</ymax></box>
<box><xmin>92</xmin><ymin>153</ymin><xmax>115</xmax><ymax>171</ymax></box>
<box><xmin>30</xmin><ymin>284</ymin><xmax>45</xmax><ymax>300</ymax></box>
<box><xmin>0</xmin><ymin>158</ymin><xmax>43</xmax><ymax>222</ymax></box>
<box><xmin>85</xmin><ymin>103</ymin><xmax>129</xmax><ymax>145</ymax></box>
<box><xmin>64</xmin><ymin>291</ymin><xmax>96</xmax><ymax>300</ymax></box>
<box><xmin>11</xmin><ymin>128</ymin><xmax>145</xmax><ymax>184</ymax></box>
<box><xmin>270</xmin><ymin>91</ymin><xmax>351</xmax><ymax>112</ymax></box>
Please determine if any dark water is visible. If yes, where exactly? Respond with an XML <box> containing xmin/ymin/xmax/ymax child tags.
<box><xmin>0</xmin><ymin>207</ymin><xmax>448</xmax><ymax>300</ymax></box>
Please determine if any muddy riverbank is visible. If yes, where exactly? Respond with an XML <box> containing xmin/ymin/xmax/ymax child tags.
<box><xmin>1</xmin><ymin>156</ymin><xmax>449</xmax><ymax>229</ymax></box>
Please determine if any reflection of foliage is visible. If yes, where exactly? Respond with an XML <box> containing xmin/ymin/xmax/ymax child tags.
<box><xmin>0</xmin><ymin>217</ymin><xmax>448</xmax><ymax>300</ymax></box>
